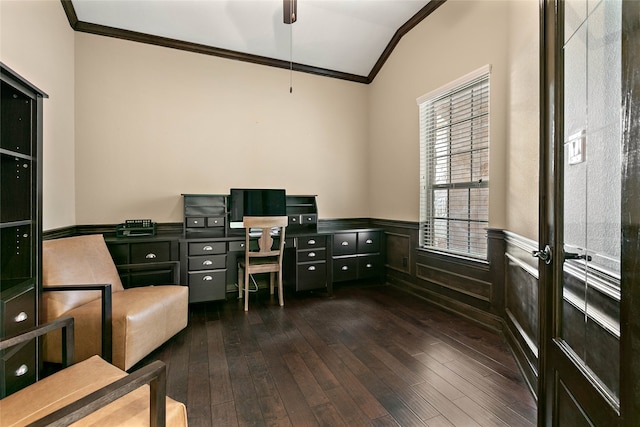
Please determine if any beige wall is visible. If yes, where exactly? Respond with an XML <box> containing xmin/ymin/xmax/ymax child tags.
<box><xmin>506</xmin><ymin>0</ymin><xmax>540</xmax><ymax>240</ymax></box>
<box><xmin>0</xmin><ymin>0</ymin><xmax>76</xmax><ymax>230</ymax></box>
<box><xmin>368</xmin><ymin>0</ymin><xmax>539</xmax><ymax>238</ymax></box>
<box><xmin>74</xmin><ymin>33</ymin><xmax>369</xmax><ymax>224</ymax></box>
<box><xmin>368</xmin><ymin>0</ymin><xmax>509</xmax><ymax>227</ymax></box>
<box><xmin>2</xmin><ymin>0</ymin><xmax>539</xmax><ymax>237</ymax></box>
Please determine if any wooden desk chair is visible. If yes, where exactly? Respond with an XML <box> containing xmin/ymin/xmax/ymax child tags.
<box><xmin>238</xmin><ymin>216</ymin><xmax>288</xmax><ymax>311</ymax></box>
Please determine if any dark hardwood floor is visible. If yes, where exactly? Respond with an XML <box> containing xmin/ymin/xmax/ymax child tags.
<box><xmin>134</xmin><ymin>283</ymin><xmax>537</xmax><ymax>426</ymax></box>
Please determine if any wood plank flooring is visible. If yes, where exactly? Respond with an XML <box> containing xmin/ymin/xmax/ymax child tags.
<box><xmin>134</xmin><ymin>284</ymin><xmax>537</xmax><ymax>426</ymax></box>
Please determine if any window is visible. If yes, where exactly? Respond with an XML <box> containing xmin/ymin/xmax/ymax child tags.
<box><xmin>418</xmin><ymin>65</ymin><xmax>490</xmax><ymax>259</ymax></box>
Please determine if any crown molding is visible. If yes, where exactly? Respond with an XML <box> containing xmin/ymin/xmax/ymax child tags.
<box><xmin>60</xmin><ymin>0</ymin><xmax>446</xmax><ymax>84</ymax></box>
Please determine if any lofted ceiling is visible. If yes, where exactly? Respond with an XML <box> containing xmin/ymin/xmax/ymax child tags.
<box><xmin>63</xmin><ymin>0</ymin><xmax>444</xmax><ymax>83</ymax></box>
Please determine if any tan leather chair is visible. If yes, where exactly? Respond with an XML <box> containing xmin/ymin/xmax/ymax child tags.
<box><xmin>0</xmin><ymin>317</ymin><xmax>187</xmax><ymax>426</ymax></box>
<box><xmin>238</xmin><ymin>216</ymin><xmax>288</xmax><ymax>311</ymax></box>
<box><xmin>42</xmin><ymin>234</ymin><xmax>189</xmax><ymax>371</ymax></box>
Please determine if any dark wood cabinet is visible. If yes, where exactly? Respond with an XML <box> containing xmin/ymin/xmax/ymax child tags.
<box><xmin>332</xmin><ymin>230</ymin><xmax>384</xmax><ymax>283</ymax></box>
<box><xmin>181</xmin><ymin>238</ymin><xmax>228</xmax><ymax>303</ymax></box>
<box><xmin>285</xmin><ymin>234</ymin><xmax>328</xmax><ymax>292</ymax></box>
<box><xmin>183</xmin><ymin>194</ymin><xmax>226</xmax><ymax>238</ymax></box>
<box><xmin>181</xmin><ymin>195</ymin><xmax>230</xmax><ymax>303</ymax></box>
<box><xmin>285</xmin><ymin>195</ymin><xmax>318</xmax><ymax>227</ymax></box>
<box><xmin>0</xmin><ymin>63</ymin><xmax>47</xmax><ymax>397</ymax></box>
<box><xmin>179</xmin><ymin>194</ymin><xmax>386</xmax><ymax>302</ymax></box>
<box><xmin>104</xmin><ymin>236</ymin><xmax>180</xmax><ymax>288</ymax></box>
<box><xmin>0</xmin><ymin>287</ymin><xmax>37</xmax><ymax>395</ymax></box>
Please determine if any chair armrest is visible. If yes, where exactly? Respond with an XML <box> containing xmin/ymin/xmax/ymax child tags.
<box><xmin>0</xmin><ymin>317</ymin><xmax>75</xmax><ymax>367</ymax></box>
<box><xmin>116</xmin><ymin>261</ymin><xmax>181</xmax><ymax>285</ymax></box>
<box><xmin>29</xmin><ymin>360</ymin><xmax>167</xmax><ymax>427</ymax></box>
<box><xmin>42</xmin><ymin>285</ymin><xmax>112</xmax><ymax>364</ymax></box>
<box><xmin>27</xmin><ymin>360</ymin><xmax>168</xmax><ymax>427</ymax></box>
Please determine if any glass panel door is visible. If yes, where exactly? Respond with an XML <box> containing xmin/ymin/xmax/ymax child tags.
<box><xmin>562</xmin><ymin>0</ymin><xmax>621</xmax><ymax>404</ymax></box>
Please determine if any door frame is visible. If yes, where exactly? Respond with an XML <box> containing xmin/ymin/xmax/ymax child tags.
<box><xmin>620</xmin><ymin>1</ymin><xmax>640</xmax><ymax>424</ymax></box>
<box><xmin>537</xmin><ymin>0</ymin><xmax>556</xmax><ymax>421</ymax></box>
<box><xmin>538</xmin><ymin>0</ymin><xmax>640</xmax><ymax>425</ymax></box>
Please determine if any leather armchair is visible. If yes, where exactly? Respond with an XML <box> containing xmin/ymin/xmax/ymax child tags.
<box><xmin>0</xmin><ymin>317</ymin><xmax>187</xmax><ymax>426</ymax></box>
<box><xmin>41</xmin><ymin>234</ymin><xmax>189</xmax><ymax>371</ymax></box>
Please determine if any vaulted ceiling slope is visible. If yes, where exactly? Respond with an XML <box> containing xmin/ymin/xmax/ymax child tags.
<box><xmin>62</xmin><ymin>0</ymin><xmax>445</xmax><ymax>83</ymax></box>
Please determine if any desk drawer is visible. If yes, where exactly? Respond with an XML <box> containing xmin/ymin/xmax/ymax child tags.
<box><xmin>357</xmin><ymin>231</ymin><xmax>381</xmax><ymax>253</ymax></box>
<box><xmin>333</xmin><ymin>233</ymin><xmax>357</xmax><ymax>256</ymax></box>
<box><xmin>207</xmin><ymin>217</ymin><xmax>225</xmax><ymax>228</ymax></box>
<box><xmin>130</xmin><ymin>242</ymin><xmax>172</xmax><ymax>263</ymax></box>
<box><xmin>189</xmin><ymin>241</ymin><xmax>226</xmax><ymax>256</ymax></box>
<box><xmin>301</xmin><ymin>214</ymin><xmax>317</xmax><ymax>225</ymax></box>
<box><xmin>228</xmin><ymin>241</ymin><xmax>246</xmax><ymax>252</ymax></box>
<box><xmin>188</xmin><ymin>254</ymin><xmax>226</xmax><ymax>271</ymax></box>
<box><xmin>1</xmin><ymin>340</ymin><xmax>36</xmax><ymax>397</ymax></box>
<box><xmin>188</xmin><ymin>271</ymin><xmax>226</xmax><ymax>302</ymax></box>
<box><xmin>358</xmin><ymin>254</ymin><xmax>382</xmax><ymax>278</ymax></box>
<box><xmin>298</xmin><ymin>248</ymin><xmax>326</xmax><ymax>263</ymax></box>
<box><xmin>186</xmin><ymin>217</ymin><xmax>206</xmax><ymax>228</ymax></box>
<box><xmin>1</xmin><ymin>286</ymin><xmax>35</xmax><ymax>336</ymax></box>
<box><xmin>288</xmin><ymin>215</ymin><xmax>300</xmax><ymax>226</ymax></box>
<box><xmin>297</xmin><ymin>261</ymin><xmax>326</xmax><ymax>291</ymax></box>
<box><xmin>332</xmin><ymin>257</ymin><xmax>358</xmax><ymax>282</ymax></box>
<box><xmin>298</xmin><ymin>236</ymin><xmax>326</xmax><ymax>250</ymax></box>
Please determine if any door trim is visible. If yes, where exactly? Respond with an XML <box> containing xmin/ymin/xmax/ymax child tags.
<box><xmin>540</xmin><ymin>1</ymin><xmax>640</xmax><ymax>425</ymax></box>
<box><xmin>620</xmin><ymin>1</ymin><xmax>640</xmax><ymax>424</ymax></box>
<box><xmin>538</xmin><ymin>0</ymin><xmax>559</xmax><ymax>423</ymax></box>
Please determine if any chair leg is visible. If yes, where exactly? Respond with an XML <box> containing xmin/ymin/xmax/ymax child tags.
<box><xmin>278</xmin><ymin>270</ymin><xmax>284</xmax><ymax>307</ymax></box>
<box><xmin>244</xmin><ymin>269</ymin><xmax>250</xmax><ymax>312</ymax></box>
<box><xmin>238</xmin><ymin>265</ymin><xmax>244</xmax><ymax>299</ymax></box>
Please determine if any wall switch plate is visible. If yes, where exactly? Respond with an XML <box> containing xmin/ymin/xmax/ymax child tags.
<box><xmin>567</xmin><ymin>129</ymin><xmax>586</xmax><ymax>165</ymax></box>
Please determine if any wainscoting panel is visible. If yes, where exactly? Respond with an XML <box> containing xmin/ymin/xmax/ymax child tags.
<box><xmin>372</xmin><ymin>219</ymin><xmax>503</xmax><ymax>330</ymax></box>
<box><xmin>385</xmin><ymin>231</ymin><xmax>412</xmax><ymax>274</ymax></box>
<box><xmin>504</xmin><ymin>231</ymin><xmax>539</xmax><ymax>396</ymax></box>
<box><xmin>415</xmin><ymin>261</ymin><xmax>492</xmax><ymax>301</ymax></box>
<box><xmin>372</xmin><ymin>219</ymin><xmax>418</xmax><ymax>285</ymax></box>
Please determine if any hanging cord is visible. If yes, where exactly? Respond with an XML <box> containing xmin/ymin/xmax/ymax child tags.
<box><xmin>289</xmin><ymin>17</ymin><xmax>293</xmax><ymax>94</ymax></box>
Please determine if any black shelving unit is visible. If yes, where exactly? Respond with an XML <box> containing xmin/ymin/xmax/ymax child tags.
<box><xmin>0</xmin><ymin>63</ymin><xmax>47</xmax><ymax>397</ymax></box>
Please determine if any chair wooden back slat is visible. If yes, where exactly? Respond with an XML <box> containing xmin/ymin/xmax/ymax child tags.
<box><xmin>238</xmin><ymin>216</ymin><xmax>288</xmax><ymax>311</ymax></box>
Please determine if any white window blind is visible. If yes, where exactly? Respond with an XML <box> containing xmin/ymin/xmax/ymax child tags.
<box><xmin>418</xmin><ymin>68</ymin><xmax>490</xmax><ymax>259</ymax></box>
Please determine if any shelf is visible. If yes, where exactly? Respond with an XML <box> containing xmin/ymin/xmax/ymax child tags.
<box><xmin>0</xmin><ymin>220</ymin><xmax>32</xmax><ymax>229</ymax></box>
<box><xmin>1</xmin><ymin>62</ymin><xmax>46</xmax><ymax>397</ymax></box>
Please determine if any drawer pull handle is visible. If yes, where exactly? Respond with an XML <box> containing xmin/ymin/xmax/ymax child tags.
<box><xmin>203</xmin><ymin>276</ymin><xmax>213</xmax><ymax>281</ymax></box>
<box><xmin>14</xmin><ymin>311</ymin><xmax>28</xmax><ymax>322</ymax></box>
<box><xmin>240</xmin><ymin>243</ymin><xmax>245</xmax><ymax>248</ymax></box>
<box><xmin>366</xmin><ymin>239</ymin><xmax>373</xmax><ymax>244</ymax></box>
<box><xmin>341</xmin><ymin>241</ymin><xmax>349</xmax><ymax>246</ymax></box>
<box><xmin>341</xmin><ymin>266</ymin><xmax>349</xmax><ymax>271</ymax></box>
<box><xmin>366</xmin><ymin>263</ymin><xmax>373</xmax><ymax>268</ymax></box>
<box><xmin>203</xmin><ymin>245</ymin><xmax>213</xmax><ymax>251</ymax></box>
<box><xmin>212</xmin><ymin>220</ymin><xmax>219</xmax><ymax>224</ymax></box>
<box><xmin>145</xmin><ymin>253</ymin><xmax>157</xmax><ymax>259</ymax></box>
<box><xmin>203</xmin><ymin>260</ymin><xmax>213</xmax><ymax>266</ymax></box>
<box><xmin>15</xmin><ymin>364</ymin><xmax>28</xmax><ymax>377</ymax></box>
<box><xmin>308</xmin><ymin>266</ymin><xmax>316</xmax><ymax>271</ymax></box>
<box><xmin>308</xmin><ymin>252</ymin><xmax>316</xmax><ymax>258</ymax></box>
<box><xmin>308</xmin><ymin>239</ymin><xmax>316</xmax><ymax>245</ymax></box>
